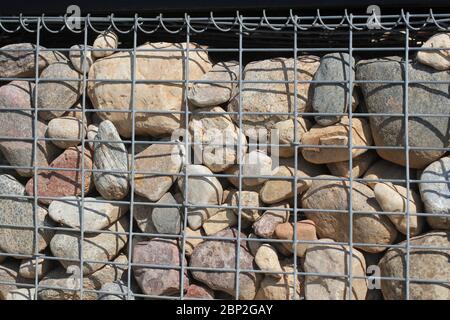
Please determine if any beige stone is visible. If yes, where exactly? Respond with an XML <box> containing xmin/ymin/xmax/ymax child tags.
<box><xmin>304</xmin><ymin>239</ymin><xmax>367</xmax><ymax>300</ymax></box>
<box><xmin>363</xmin><ymin>159</ymin><xmax>410</xmax><ymax>189</ymax></box>
<box><xmin>134</xmin><ymin>142</ymin><xmax>183</xmax><ymax>202</ymax></box>
<box><xmin>47</xmin><ymin>116</ymin><xmax>86</xmax><ymax>149</ymax></box>
<box><xmin>417</xmin><ymin>33</ymin><xmax>450</xmax><ymax>71</ymax></box>
<box><xmin>255</xmin><ymin>259</ymin><xmax>302</xmax><ymax>300</ymax></box>
<box><xmin>228</xmin><ymin>56</ymin><xmax>320</xmax><ymax>132</ymax></box>
<box><xmin>69</xmin><ymin>44</ymin><xmax>94</xmax><ymax>73</ymax></box>
<box><xmin>254</xmin><ymin>244</ymin><xmax>283</xmax><ymax>278</ymax></box>
<box><xmin>179</xmin><ymin>227</ymin><xmax>205</xmax><ymax>257</ymax></box>
<box><xmin>374</xmin><ymin>182</ymin><xmax>424</xmax><ymax>236</ymax></box>
<box><xmin>6</xmin><ymin>288</ymin><xmax>36</xmax><ymax>300</ymax></box>
<box><xmin>86</xmin><ymin>124</ymin><xmax>98</xmax><ymax>150</ymax></box>
<box><xmin>260</xmin><ymin>165</ymin><xmax>310</xmax><ymax>204</ymax></box>
<box><xmin>327</xmin><ymin>150</ymin><xmax>377</xmax><ymax>178</ymax></box>
<box><xmin>230</xmin><ymin>190</ymin><xmax>261</xmax><ymax>221</ymax></box>
<box><xmin>203</xmin><ymin>209</ymin><xmax>237</xmax><ymax>235</ymax></box>
<box><xmin>92</xmin><ymin>31</ymin><xmax>118</xmax><ymax>58</ymax></box>
<box><xmin>270</xmin><ymin>118</ymin><xmax>311</xmax><ymax>158</ymax></box>
<box><xmin>189</xmin><ymin>106</ymin><xmax>246</xmax><ymax>172</ymax></box>
<box><xmin>19</xmin><ymin>257</ymin><xmax>53</xmax><ymax>280</ymax></box>
<box><xmin>88</xmin><ymin>42</ymin><xmax>212</xmax><ymax>137</ymax></box>
<box><xmin>301</xmin><ymin>175</ymin><xmax>398</xmax><ymax>253</ymax></box>
<box><xmin>301</xmin><ymin>117</ymin><xmax>373</xmax><ymax>164</ymax></box>
<box><xmin>226</xmin><ymin>150</ymin><xmax>273</xmax><ymax>188</ymax></box>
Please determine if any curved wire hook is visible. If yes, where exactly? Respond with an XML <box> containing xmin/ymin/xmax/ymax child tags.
<box><xmin>19</xmin><ymin>14</ymin><xmax>38</xmax><ymax>33</ymax></box>
<box><xmin>209</xmin><ymin>11</ymin><xmax>236</xmax><ymax>32</ymax></box>
<box><xmin>344</xmin><ymin>10</ymin><xmax>363</xmax><ymax>31</ymax></box>
<box><xmin>428</xmin><ymin>9</ymin><xmax>450</xmax><ymax>31</ymax></box>
<box><xmin>41</xmin><ymin>14</ymin><xmax>66</xmax><ymax>33</ymax></box>
<box><xmin>0</xmin><ymin>18</ymin><xmax>22</xmax><ymax>33</ymax></box>
<box><xmin>262</xmin><ymin>10</ymin><xmax>291</xmax><ymax>31</ymax></box>
<box><xmin>136</xmin><ymin>15</ymin><xmax>161</xmax><ymax>34</ymax></box>
<box><xmin>315</xmin><ymin>9</ymin><xmax>346</xmax><ymax>30</ymax></box>
<box><xmin>289</xmin><ymin>10</ymin><xmax>308</xmax><ymax>31</ymax></box>
<box><xmin>185</xmin><ymin>13</ymin><xmax>209</xmax><ymax>33</ymax></box>
<box><xmin>401</xmin><ymin>9</ymin><xmax>426</xmax><ymax>31</ymax></box>
<box><xmin>159</xmin><ymin>13</ymin><xmax>185</xmax><ymax>34</ymax></box>
<box><xmin>62</xmin><ymin>13</ymin><xmax>84</xmax><ymax>33</ymax></box>
<box><xmin>110</xmin><ymin>14</ymin><xmax>135</xmax><ymax>34</ymax></box>
<box><xmin>236</xmin><ymin>10</ymin><xmax>263</xmax><ymax>31</ymax></box>
<box><xmin>86</xmin><ymin>14</ymin><xmax>111</xmax><ymax>34</ymax></box>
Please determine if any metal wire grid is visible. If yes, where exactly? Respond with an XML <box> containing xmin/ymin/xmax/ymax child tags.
<box><xmin>0</xmin><ymin>10</ymin><xmax>448</xmax><ymax>300</ymax></box>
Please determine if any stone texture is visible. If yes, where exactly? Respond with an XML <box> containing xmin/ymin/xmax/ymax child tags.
<box><xmin>179</xmin><ymin>227</ymin><xmax>205</xmax><ymax>257</ymax></box>
<box><xmin>259</xmin><ymin>165</ymin><xmax>310</xmax><ymax>204</ymax></box>
<box><xmin>270</xmin><ymin>118</ymin><xmax>310</xmax><ymax>158</ymax></box>
<box><xmin>416</xmin><ymin>33</ymin><xmax>450</xmax><ymax>71</ymax></box>
<box><xmin>6</xmin><ymin>288</ymin><xmax>36</xmax><ymax>300</ymax></box>
<box><xmin>50</xmin><ymin>217</ymin><xmax>128</xmax><ymax>275</ymax></box>
<box><xmin>254</xmin><ymin>244</ymin><xmax>283</xmax><ymax>278</ymax></box>
<box><xmin>151</xmin><ymin>193</ymin><xmax>181</xmax><ymax>234</ymax></box>
<box><xmin>253</xmin><ymin>206</ymin><xmax>290</xmax><ymax>239</ymax></box>
<box><xmin>188</xmin><ymin>61</ymin><xmax>239</xmax><ymax>107</ymax></box>
<box><xmin>88</xmin><ymin>42</ymin><xmax>212</xmax><ymax>137</ymax></box>
<box><xmin>87</xmin><ymin>124</ymin><xmax>99</xmax><ymax>151</ymax></box>
<box><xmin>25</xmin><ymin>146</ymin><xmax>93</xmax><ymax>205</ymax></box>
<box><xmin>185</xmin><ymin>284</ymin><xmax>215</xmax><ymax>299</ymax></box>
<box><xmin>363</xmin><ymin>159</ymin><xmax>410</xmax><ymax>189</ymax></box>
<box><xmin>0</xmin><ymin>260</ymin><xmax>20</xmax><ymax>299</ymax></box>
<box><xmin>178</xmin><ymin>165</ymin><xmax>223</xmax><ymax>230</ymax></box>
<box><xmin>304</xmin><ymin>239</ymin><xmax>368</xmax><ymax>300</ymax></box>
<box><xmin>92</xmin><ymin>31</ymin><xmax>118</xmax><ymax>58</ymax></box>
<box><xmin>190</xmin><ymin>228</ymin><xmax>258</xmax><ymax>300</ymax></box>
<box><xmin>228</xmin><ymin>56</ymin><xmax>320</xmax><ymax>133</ymax></box>
<box><xmin>36</xmin><ymin>62</ymin><xmax>82</xmax><ymax>120</ymax></box>
<box><xmin>47</xmin><ymin>116</ymin><xmax>86</xmax><ymax>149</ymax></box>
<box><xmin>312</xmin><ymin>53</ymin><xmax>356</xmax><ymax>126</ymax></box>
<box><xmin>374</xmin><ymin>182</ymin><xmax>424</xmax><ymax>235</ymax></box>
<box><xmin>0</xmin><ymin>81</ymin><xmax>59</xmax><ymax>177</ymax></box>
<box><xmin>230</xmin><ymin>190</ymin><xmax>261</xmax><ymax>222</ymax></box>
<box><xmin>98</xmin><ymin>282</ymin><xmax>134</xmax><ymax>300</ymax></box>
<box><xmin>134</xmin><ymin>141</ymin><xmax>183</xmax><ymax>202</ymax></box>
<box><xmin>132</xmin><ymin>238</ymin><xmax>188</xmax><ymax>296</ymax></box>
<box><xmin>327</xmin><ymin>150</ymin><xmax>377</xmax><ymax>178</ymax></box>
<box><xmin>255</xmin><ymin>259</ymin><xmax>302</xmax><ymax>300</ymax></box>
<box><xmin>274</xmin><ymin>220</ymin><xmax>317</xmax><ymax>257</ymax></box>
<box><xmin>379</xmin><ymin>231</ymin><xmax>450</xmax><ymax>300</ymax></box>
<box><xmin>48</xmin><ymin>196</ymin><xmax>128</xmax><ymax>230</ymax></box>
<box><xmin>19</xmin><ymin>257</ymin><xmax>53</xmax><ymax>280</ymax></box>
<box><xmin>301</xmin><ymin>117</ymin><xmax>373</xmax><ymax>164</ymax></box>
<box><xmin>203</xmin><ymin>208</ymin><xmax>237</xmax><ymax>236</ymax></box>
<box><xmin>356</xmin><ymin>57</ymin><xmax>450</xmax><ymax>168</ymax></box>
<box><xmin>38</xmin><ymin>254</ymin><xmax>128</xmax><ymax>300</ymax></box>
<box><xmin>419</xmin><ymin>156</ymin><xmax>450</xmax><ymax>229</ymax></box>
<box><xmin>226</xmin><ymin>150</ymin><xmax>273</xmax><ymax>188</ymax></box>
<box><xmin>93</xmin><ymin>120</ymin><xmax>129</xmax><ymax>200</ymax></box>
<box><xmin>189</xmin><ymin>106</ymin><xmax>246</xmax><ymax>172</ymax></box>
<box><xmin>0</xmin><ymin>174</ymin><xmax>54</xmax><ymax>255</ymax></box>
<box><xmin>69</xmin><ymin>44</ymin><xmax>94</xmax><ymax>73</ymax></box>
<box><xmin>301</xmin><ymin>175</ymin><xmax>398</xmax><ymax>253</ymax></box>
<box><xmin>0</xmin><ymin>43</ymin><xmax>67</xmax><ymax>78</ymax></box>
<box><xmin>246</xmin><ymin>233</ymin><xmax>264</xmax><ymax>257</ymax></box>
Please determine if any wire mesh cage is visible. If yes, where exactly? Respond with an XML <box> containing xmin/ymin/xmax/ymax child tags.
<box><xmin>0</xmin><ymin>9</ymin><xmax>449</xmax><ymax>301</ymax></box>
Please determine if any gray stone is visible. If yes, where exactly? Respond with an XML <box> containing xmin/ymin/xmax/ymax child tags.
<box><xmin>38</xmin><ymin>254</ymin><xmax>128</xmax><ymax>300</ymax></box>
<box><xmin>19</xmin><ymin>257</ymin><xmax>53</xmax><ymax>280</ymax></box>
<box><xmin>304</xmin><ymin>239</ymin><xmax>368</xmax><ymax>300</ymax></box>
<box><xmin>363</xmin><ymin>159</ymin><xmax>411</xmax><ymax>189</ymax></box>
<box><xmin>93</xmin><ymin>120</ymin><xmax>129</xmax><ymax>200</ymax></box>
<box><xmin>0</xmin><ymin>260</ymin><xmax>20</xmax><ymax>299</ymax></box>
<box><xmin>228</xmin><ymin>56</ymin><xmax>320</xmax><ymax>133</ymax></box>
<box><xmin>132</xmin><ymin>238</ymin><xmax>189</xmax><ymax>296</ymax></box>
<box><xmin>301</xmin><ymin>175</ymin><xmax>398</xmax><ymax>253</ymax></box>
<box><xmin>0</xmin><ymin>81</ymin><xmax>59</xmax><ymax>177</ymax></box>
<box><xmin>0</xmin><ymin>43</ymin><xmax>67</xmax><ymax>78</ymax></box>
<box><xmin>188</xmin><ymin>61</ymin><xmax>239</xmax><ymax>107</ymax></box>
<box><xmin>190</xmin><ymin>228</ymin><xmax>258</xmax><ymax>300</ymax></box>
<box><xmin>379</xmin><ymin>231</ymin><xmax>450</xmax><ymax>300</ymax></box>
<box><xmin>36</xmin><ymin>62</ymin><xmax>82</xmax><ymax>120</ymax></box>
<box><xmin>419</xmin><ymin>156</ymin><xmax>450</xmax><ymax>229</ymax></box>
<box><xmin>49</xmin><ymin>217</ymin><xmax>128</xmax><ymax>275</ymax></box>
<box><xmin>134</xmin><ymin>141</ymin><xmax>183</xmax><ymax>202</ymax></box>
<box><xmin>356</xmin><ymin>57</ymin><xmax>450</xmax><ymax>168</ymax></box>
<box><xmin>69</xmin><ymin>44</ymin><xmax>94</xmax><ymax>73</ymax></box>
<box><xmin>312</xmin><ymin>53</ymin><xmax>355</xmax><ymax>126</ymax></box>
<box><xmin>48</xmin><ymin>196</ymin><xmax>128</xmax><ymax>230</ymax></box>
<box><xmin>178</xmin><ymin>165</ymin><xmax>223</xmax><ymax>230</ymax></box>
<box><xmin>47</xmin><ymin>116</ymin><xmax>86</xmax><ymax>149</ymax></box>
<box><xmin>98</xmin><ymin>282</ymin><xmax>134</xmax><ymax>300</ymax></box>
<box><xmin>151</xmin><ymin>193</ymin><xmax>181</xmax><ymax>234</ymax></box>
<box><xmin>0</xmin><ymin>174</ymin><xmax>54</xmax><ymax>255</ymax></box>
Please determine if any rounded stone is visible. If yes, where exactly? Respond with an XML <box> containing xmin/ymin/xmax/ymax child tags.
<box><xmin>69</xmin><ymin>44</ymin><xmax>94</xmax><ymax>73</ymax></box>
<box><xmin>274</xmin><ymin>220</ymin><xmax>318</xmax><ymax>257</ymax></box>
<box><xmin>270</xmin><ymin>118</ymin><xmax>310</xmax><ymax>158</ymax></box>
<box><xmin>92</xmin><ymin>31</ymin><xmax>118</xmax><ymax>58</ymax></box>
<box><xmin>416</xmin><ymin>33</ymin><xmax>450</xmax><ymax>71</ymax></box>
<box><xmin>254</xmin><ymin>244</ymin><xmax>283</xmax><ymax>278</ymax></box>
<box><xmin>47</xmin><ymin>116</ymin><xmax>86</xmax><ymax>149</ymax></box>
